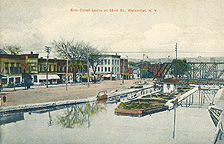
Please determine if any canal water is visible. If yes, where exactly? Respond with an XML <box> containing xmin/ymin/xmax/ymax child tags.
<box><xmin>0</xmin><ymin>91</ymin><xmax>217</xmax><ymax>144</ymax></box>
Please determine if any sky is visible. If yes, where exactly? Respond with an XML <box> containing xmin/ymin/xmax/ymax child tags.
<box><xmin>1</xmin><ymin>0</ymin><xmax>224</xmax><ymax>59</ymax></box>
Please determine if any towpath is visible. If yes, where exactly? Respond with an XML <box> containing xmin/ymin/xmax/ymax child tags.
<box><xmin>0</xmin><ymin>79</ymin><xmax>154</xmax><ymax>107</ymax></box>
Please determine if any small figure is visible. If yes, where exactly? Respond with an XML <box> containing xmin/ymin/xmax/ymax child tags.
<box><xmin>3</xmin><ymin>96</ymin><xmax>6</xmax><ymax>103</ymax></box>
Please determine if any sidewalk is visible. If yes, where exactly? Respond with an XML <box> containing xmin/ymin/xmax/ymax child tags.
<box><xmin>0</xmin><ymin>79</ymin><xmax>153</xmax><ymax>107</ymax></box>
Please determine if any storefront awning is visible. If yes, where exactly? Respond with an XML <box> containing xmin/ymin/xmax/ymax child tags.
<box><xmin>38</xmin><ymin>74</ymin><xmax>60</xmax><ymax>80</ymax></box>
<box><xmin>105</xmin><ymin>74</ymin><xmax>116</xmax><ymax>78</ymax></box>
<box><xmin>0</xmin><ymin>74</ymin><xmax>7</xmax><ymax>78</ymax></box>
<box><xmin>102</xmin><ymin>74</ymin><xmax>107</xmax><ymax>78</ymax></box>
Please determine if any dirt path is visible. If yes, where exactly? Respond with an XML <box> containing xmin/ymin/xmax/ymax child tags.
<box><xmin>1</xmin><ymin>79</ymin><xmax>154</xmax><ymax>106</ymax></box>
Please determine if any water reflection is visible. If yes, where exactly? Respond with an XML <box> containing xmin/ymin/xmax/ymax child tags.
<box><xmin>0</xmin><ymin>113</ymin><xmax>24</xmax><ymax>125</ymax></box>
<box><xmin>54</xmin><ymin>103</ymin><xmax>106</xmax><ymax>128</ymax></box>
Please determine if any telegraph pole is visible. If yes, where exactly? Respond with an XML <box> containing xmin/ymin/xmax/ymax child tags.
<box><xmin>175</xmin><ymin>43</ymin><xmax>177</xmax><ymax>78</ymax></box>
<box><xmin>45</xmin><ymin>46</ymin><xmax>51</xmax><ymax>88</ymax></box>
<box><xmin>66</xmin><ymin>59</ymin><xmax>68</xmax><ymax>91</ymax></box>
<box><xmin>175</xmin><ymin>43</ymin><xmax>177</xmax><ymax>60</ymax></box>
<box><xmin>141</xmin><ymin>54</ymin><xmax>145</xmax><ymax>80</ymax></box>
<box><xmin>87</xmin><ymin>55</ymin><xmax>89</xmax><ymax>88</ymax></box>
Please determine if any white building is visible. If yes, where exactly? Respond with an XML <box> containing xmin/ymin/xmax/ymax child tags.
<box><xmin>89</xmin><ymin>55</ymin><xmax>121</xmax><ymax>80</ymax></box>
<box><xmin>161</xmin><ymin>78</ymin><xmax>179</xmax><ymax>94</ymax></box>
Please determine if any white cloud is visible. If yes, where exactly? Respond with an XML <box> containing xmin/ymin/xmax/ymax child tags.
<box><xmin>1</xmin><ymin>4</ymin><xmax>224</xmax><ymax>59</ymax></box>
<box><xmin>144</xmin><ymin>23</ymin><xmax>183</xmax><ymax>44</ymax></box>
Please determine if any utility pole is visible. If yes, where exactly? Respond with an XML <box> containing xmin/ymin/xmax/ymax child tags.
<box><xmin>66</xmin><ymin>59</ymin><xmax>68</xmax><ymax>91</ymax></box>
<box><xmin>141</xmin><ymin>54</ymin><xmax>145</xmax><ymax>80</ymax></box>
<box><xmin>175</xmin><ymin>43</ymin><xmax>177</xmax><ymax>78</ymax></box>
<box><xmin>45</xmin><ymin>46</ymin><xmax>51</xmax><ymax>88</ymax></box>
<box><xmin>87</xmin><ymin>55</ymin><xmax>89</xmax><ymax>88</ymax></box>
<box><xmin>175</xmin><ymin>43</ymin><xmax>177</xmax><ymax>60</ymax></box>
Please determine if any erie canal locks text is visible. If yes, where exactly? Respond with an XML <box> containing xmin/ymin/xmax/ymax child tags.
<box><xmin>71</xmin><ymin>8</ymin><xmax>156</xmax><ymax>13</ymax></box>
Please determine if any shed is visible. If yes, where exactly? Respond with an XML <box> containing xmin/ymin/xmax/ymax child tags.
<box><xmin>161</xmin><ymin>78</ymin><xmax>179</xmax><ymax>94</ymax></box>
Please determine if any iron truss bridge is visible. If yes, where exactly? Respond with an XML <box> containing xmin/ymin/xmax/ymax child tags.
<box><xmin>153</xmin><ymin>62</ymin><xmax>224</xmax><ymax>82</ymax></box>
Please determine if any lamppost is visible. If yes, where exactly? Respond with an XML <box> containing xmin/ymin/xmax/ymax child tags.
<box><xmin>45</xmin><ymin>46</ymin><xmax>51</xmax><ymax>88</ymax></box>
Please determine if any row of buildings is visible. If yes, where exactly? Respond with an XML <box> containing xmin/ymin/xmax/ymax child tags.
<box><xmin>0</xmin><ymin>50</ymin><xmax>165</xmax><ymax>87</ymax></box>
<box><xmin>0</xmin><ymin>51</ymin><xmax>134</xmax><ymax>87</ymax></box>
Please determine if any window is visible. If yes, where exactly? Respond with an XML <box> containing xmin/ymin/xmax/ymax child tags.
<box><xmin>15</xmin><ymin>77</ymin><xmax>20</xmax><ymax>83</ymax></box>
<box><xmin>39</xmin><ymin>65</ymin><xmax>42</xmax><ymax>72</ymax></box>
<box><xmin>58</xmin><ymin>65</ymin><xmax>60</xmax><ymax>71</ymax></box>
<box><xmin>9</xmin><ymin>78</ymin><xmax>13</xmax><ymax>83</ymax></box>
<box><xmin>101</xmin><ymin>67</ymin><xmax>103</xmax><ymax>72</ymax></box>
<box><xmin>108</xmin><ymin>67</ymin><xmax>110</xmax><ymax>72</ymax></box>
<box><xmin>62</xmin><ymin>65</ymin><xmax>65</xmax><ymax>71</ymax></box>
<box><xmin>167</xmin><ymin>84</ymin><xmax>170</xmax><ymax>90</ymax></box>
<box><xmin>100</xmin><ymin>60</ymin><xmax>103</xmax><ymax>65</ymax></box>
<box><xmin>98</xmin><ymin>67</ymin><xmax>100</xmax><ymax>72</ymax></box>
<box><xmin>108</xmin><ymin>59</ymin><xmax>110</xmax><ymax>65</ymax></box>
<box><xmin>16</xmin><ymin>63</ymin><xmax>20</xmax><ymax>73</ymax></box>
<box><xmin>104</xmin><ymin>59</ymin><xmax>107</xmax><ymax>65</ymax></box>
<box><xmin>2</xmin><ymin>78</ymin><xmax>7</xmax><ymax>84</ymax></box>
<box><xmin>10</xmin><ymin>63</ymin><xmax>14</xmax><ymax>74</ymax></box>
<box><xmin>5</xmin><ymin>63</ymin><xmax>9</xmax><ymax>74</ymax></box>
<box><xmin>105</xmin><ymin>67</ymin><xmax>107</xmax><ymax>72</ymax></box>
<box><xmin>34</xmin><ymin>76</ymin><xmax>37</xmax><ymax>82</ymax></box>
<box><xmin>117</xmin><ymin>67</ymin><xmax>119</xmax><ymax>72</ymax></box>
<box><xmin>49</xmin><ymin>65</ymin><xmax>51</xmax><ymax>71</ymax></box>
<box><xmin>53</xmin><ymin>65</ymin><xmax>56</xmax><ymax>72</ymax></box>
<box><xmin>112</xmin><ymin>67</ymin><xmax>114</xmax><ymax>73</ymax></box>
<box><xmin>112</xmin><ymin>60</ymin><xmax>114</xmax><ymax>65</ymax></box>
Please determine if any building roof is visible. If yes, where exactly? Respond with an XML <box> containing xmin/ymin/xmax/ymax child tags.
<box><xmin>161</xmin><ymin>78</ymin><xmax>179</xmax><ymax>83</ymax></box>
<box><xmin>101</xmin><ymin>54</ymin><xmax>121</xmax><ymax>58</ymax></box>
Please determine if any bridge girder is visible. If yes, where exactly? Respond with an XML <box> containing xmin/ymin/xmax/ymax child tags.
<box><xmin>153</xmin><ymin>62</ymin><xmax>224</xmax><ymax>80</ymax></box>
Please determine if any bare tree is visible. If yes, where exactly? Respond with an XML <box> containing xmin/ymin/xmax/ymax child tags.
<box><xmin>52</xmin><ymin>39</ymin><xmax>104</xmax><ymax>83</ymax></box>
<box><xmin>3</xmin><ymin>45</ymin><xmax>22</xmax><ymax>54</ymax></box>
<box><xmin>82</xmin><ymin>44</ymin><xmax>106</xmax><ymax>83</ymax></box>
<box><xmin>52</xmin><ymin>39</ymin><xmax>86</xmax><ymax>83</ymax></box>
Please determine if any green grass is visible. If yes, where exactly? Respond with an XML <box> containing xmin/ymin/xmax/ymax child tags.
<box><xmin>132</xmin><ymin>99</ymin><xmax>167</xmax><ymax>103</ymax></box>
<box><xmin>118</xmin><ymin>102</ymin><xmax>164</xmax><ymax>110</ymax></box>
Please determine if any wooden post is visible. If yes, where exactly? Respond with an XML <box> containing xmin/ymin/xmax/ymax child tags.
<box><xmin>173</xmin><ymin>98</ymin><xmax>178</xmax><ymax>139</ymax></box>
